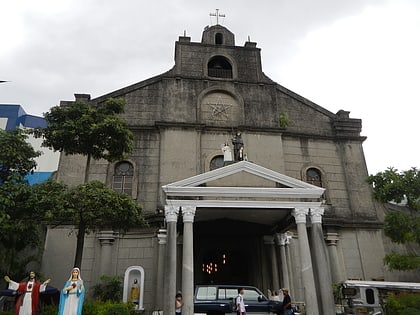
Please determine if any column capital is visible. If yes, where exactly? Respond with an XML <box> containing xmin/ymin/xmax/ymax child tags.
<box><xmin>325</xmin><ymin>232</ymin><xmax>339</xmax><ymax>246</ymax></box>
<box><xmin>181</xmin><ymin>206</ymin><xmax>196</xmax><ymax>223</ymax></box>
<box><xmin>292</xmin><ymin>207</ymin><xmax>309</xmax><ymax>224</ymax></box>
<box><xmin>165</xmin><ymin>205</ymin><xmax>179</xmax><ymax>223</ymax></box>
<box><xmin>276</xmin><ymin>232</ymin><xmax>292</xmax><ymax>246</ymax></box>
<box><xmin>157</xmin><ymin>229</ymin><xmax>167</xmax><ymax>245</ymax></box>
<box><xmin>97</xmin><ymin>230</ymin><xmax>116</xmax><ymax>246</ymax></box>
<box><xmin>310</xmin><ymin>207</ymin><xmax>324</xmax><ymax>224</ymax></box>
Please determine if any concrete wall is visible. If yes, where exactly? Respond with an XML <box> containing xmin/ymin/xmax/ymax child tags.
<box><xmin>42</xmin><ymin>227</ymin><xmax>158</xmax><ymax>311</ymax></box>
<box><xmin>339</xmin><ymin>229</ymin><xmax>386</xmax><ymax>281</ymax></box>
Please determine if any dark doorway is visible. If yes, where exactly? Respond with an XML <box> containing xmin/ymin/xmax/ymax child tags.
<box><xmin>194</xmin><ymin>219</ymin><xmax>270</xmax><ymax>286</ymax></box>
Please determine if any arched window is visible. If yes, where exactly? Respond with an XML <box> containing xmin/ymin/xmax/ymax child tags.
<box><xmin>208</xmin><ymin>56</ymin><xmax>232</xmax><ymax>79</ymax></box>
<box><xmin>112</xmin><ymin>161</ymin><xmax>134</xmax><ymax>195</ymax></box>
<box><xmin>210</xmin><ymin>155</ymin><xmax>224</xmax><ymax>171</ymax></box>
<box><xmin>215</xmin><ymin>33</ymin><xmax>223</xmax><ymax>45</ymax></box>
<box><xmin>306</xmin><ymin>168</ymin><xmax>322</xmax><ymax>187</ymax></box>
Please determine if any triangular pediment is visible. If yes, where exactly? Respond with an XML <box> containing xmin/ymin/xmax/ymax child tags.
<box><xmin>162</xmin><ymin>161</ymin><xmax>325</xmax><ymax>205</ymax></box>
<box><xmin>165</xmin><ymin>161</ymin><xmax>317</xmax><ymax>188</ymax></box>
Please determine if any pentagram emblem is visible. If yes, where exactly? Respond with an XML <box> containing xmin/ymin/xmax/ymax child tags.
<box><xmin>208</xmin><ymin>96</ymin><xmax>232</xmax><ymax>120</ymax></box>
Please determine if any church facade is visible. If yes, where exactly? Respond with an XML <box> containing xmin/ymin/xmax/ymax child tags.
<box><xmin>41</xmin><ymin>24</ymin><xmax>410</xmax><ymax>314</ymax></box>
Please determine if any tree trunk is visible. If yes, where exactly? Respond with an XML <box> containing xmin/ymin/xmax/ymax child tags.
<box><xmin>84</xmin><ymin>154</ymin><xmax>91</xmax><ymax>184</ymax></box>
<box><xmin>74</xmin><ymin>222</ymin><xmax>86</xmax><ymax>268</ymax></box>
<box><xmin>74</xmin><ymin>154</ymin><xmax>90</xmax><ymax>267</ymax></box>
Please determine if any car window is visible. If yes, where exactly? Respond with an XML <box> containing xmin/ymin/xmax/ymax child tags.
<box><xmin>218</xmin><ymin>288</ymin><xmax>238</xmax><ymax>300</ymax></box>
<box><xmin>196</xmin><ymin>287</ymin><xmax>217</xmax><ymax>300</ymax></box>
<box><xmin>243</xmin><ymin>289</ymin><xmax>260</xmax><ymax>301</ymax></box>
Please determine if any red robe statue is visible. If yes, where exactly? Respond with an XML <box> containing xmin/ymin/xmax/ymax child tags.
<box><xmin>9</xmin><ymin>280</ymin><xmax>43</xmax><ymax>315</ymax></box>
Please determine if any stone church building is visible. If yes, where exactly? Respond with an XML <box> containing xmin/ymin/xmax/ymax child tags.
<box><xmin>40</xmin><ymin>24</ymin><xmax>411</xmax><ymax>314</ymax></box>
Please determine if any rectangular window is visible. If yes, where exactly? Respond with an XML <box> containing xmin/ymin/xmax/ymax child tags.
<box><xmin>218</xmin><ymin>288</ymin><xmax>238</xmax><ymax>300</ymax></box>
<box><xmin>196</xmin><ymin>287</ymin><xmax>217</xmax><ymax>300</ymax></box>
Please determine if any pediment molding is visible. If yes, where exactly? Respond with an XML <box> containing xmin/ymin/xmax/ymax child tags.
<box><xmin>162</xmin><ymin>161</ymin><xmax>325</xmax><ymax>201</ymax></box>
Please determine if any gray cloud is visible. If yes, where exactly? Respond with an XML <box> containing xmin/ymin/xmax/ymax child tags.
<box><xmin>1</xmin><ymin>0</ymin><xmax>385</xmax><ymax>113</ymax></box>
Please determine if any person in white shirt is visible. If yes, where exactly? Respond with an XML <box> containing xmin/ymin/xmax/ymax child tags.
<box><xmin>272</xmin><ymin>290</ymin><xmax>281</xmax><ymax>301</ymax></box>
<box><xmin>236</xmin><ymin>287</ymin><xmax>246</xmax><ymax>315</ymax></box>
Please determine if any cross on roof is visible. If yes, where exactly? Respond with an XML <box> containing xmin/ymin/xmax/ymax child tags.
<box><xmin>210</xmin><ymin>9</ymin><xmax>225</xmax><ymax>25</ymax></box>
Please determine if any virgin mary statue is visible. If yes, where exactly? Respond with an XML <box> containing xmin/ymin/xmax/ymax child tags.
<box><xmin>58</xmin><ymin>267</ymin><xmax>85</xmax><ymax>315</ymax></box>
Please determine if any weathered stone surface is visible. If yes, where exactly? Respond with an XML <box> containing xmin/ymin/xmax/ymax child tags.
<box><xmin>42</xmin><ymin>24</ymin><xmax>419</xmax><ymax>313</ymax></box>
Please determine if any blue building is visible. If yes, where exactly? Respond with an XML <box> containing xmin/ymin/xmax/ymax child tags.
<box><xmin>0</xmin><ymin>104</ymin><xmax>59</xmax><ymax>185</ymax></box>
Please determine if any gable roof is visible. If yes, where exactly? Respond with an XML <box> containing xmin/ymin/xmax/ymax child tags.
<box><xmin>162</xmin><ymin>161</ymin><xmax>325</xmax><ymax>209</ymax></box>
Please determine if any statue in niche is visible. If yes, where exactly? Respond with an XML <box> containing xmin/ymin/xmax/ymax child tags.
<box><xmin>232</xmin><ymin>132</ymin><xmax>244</xmax><ymax>161</ymax></box>
<box><xmin>130</xmin><ymin>278</ymin><xmax>140</xmax><ymax>306</ymax></box>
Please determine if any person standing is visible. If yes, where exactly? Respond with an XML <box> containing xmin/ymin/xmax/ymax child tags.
<box><xmin>236</xmin><ymin>288</ymin><xmax>246</xmax><ymax>315</ymax></box>
<box><xmin>4</xmin><ymin>271</ymin><xmax>50</xmax><ymax>315</ymax></box>
<box><xmin>281</xmin><ymin>288</ymin><xmax>293</xmax><ymax>315</ymax></box>
<box><xmin>175</xmin><ymin>292</ymin><xmax>183</xmax><ymax>315</ymax></box>
<box><xmin>272</xmin><ymin>290</ymin><xmax>281</xmax><ymax>301</ymax></box>
<box><xmin>58</xmin><ymin>267</ymin><xmax>85</xmax><ymax>315</ymax></box>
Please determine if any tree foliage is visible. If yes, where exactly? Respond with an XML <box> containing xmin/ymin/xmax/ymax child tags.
<box><xmin>32</xmin><ymin>97</ymin><xmax>139</xmax><ymax>268</ymax></box>
<box><xmin>42</xmin><ymin>180</ymin><xmax>145</xmax><ymax>267</ymax></box>
<box><xmin>0</xmin><ymin>128</ymin><xmax>41</xmax><ymax>183</ymax></box>
<box><xmin>386</xmin><ymin>292</ymin><xmax>420</xmax><ymax>315</ymax></box>
<box><xmin>61</xmin><ymin>180</ymin><xmax>144</xmax><ymax>232</ymax></box>
<box><xmin>0</xmin><ymin>178</ymin><xmax>42</xmax><ymax>277</ymax></box>
<box><xmin>367</xmin><ymin>167</ymin><xmax>420</xmax><ymax>211</ymax></box>
<box><xmin>34</xmin><ymin>98</ymin><xmax>133</xmax><ymax>182</ymax></box>
<box><xmin>92</xmin><ymin>275</ymin><xmax>123</xmax><ymax>302</ymax></box>
<box><xmin>0</xmin><ymin>129</ymin><xmax>44</xmax><ymax>277</ymax></box>
<box><xmin>367</xmin><ymin>167</ymin><xmax>420</xmax><ymax>271</ymax></box>
<box><xmin>0</xmin><ymin>179</ymin><xmax>71</xmax><ymax>278</ymax></box>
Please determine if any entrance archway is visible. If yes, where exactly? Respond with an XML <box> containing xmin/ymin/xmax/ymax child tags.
<box><xmin>194</xmin><ymin>219</ymin><xmax>273</xmax><ymax>286</ymax></box>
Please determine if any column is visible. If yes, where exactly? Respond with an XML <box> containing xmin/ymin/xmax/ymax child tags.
<box><xmin>181</xmin><ymin>206</ymin><xmax>196</xmax><ymax>315</ymax></box>
<box><xmin>325</xmin><ymin>232</ymin><xmax>344</xmax><ymax>283</ymax></box>
<box><xmin>275</xmin><ymin>233</ymin><xmax>289</xmax><ymax>291</ymax></box>
<box><xmin>163</xmin><ymin>205</ymin><xmax>179</xmax><ymax>315</ymax></box>
<box><xmin>291</xmin><ymin>208</ymin><xmax>319</xmax><ymax>315</ymax></box>
<box><xmin>155</xmin><ymin>229</ymin><xmax>167</xmax><ymax>310</ymax></box>
<box><xmin>284</xmin><ymin>232</ymin><xmax>295</xmax><ymax>298</ymax></box>
<box><xmin>264</xmin><ymin>235</ymin><xmax>280</xmax><ymax>292</ymax></box>
<box><xmin>310</xmin><ymin>207</ymin><xmax>335</xmax><ymax>315</ymax></box>
<box><xmin>97</xmin><ymin>230</ymin><xmax>116</xmax><ymax>276</ymax></box>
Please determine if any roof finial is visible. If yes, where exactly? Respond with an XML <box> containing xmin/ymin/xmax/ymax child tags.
<box><xmin>210</xmin><ymin>9</ymin><xmax>225</xmax><ymax>25</ymax></box>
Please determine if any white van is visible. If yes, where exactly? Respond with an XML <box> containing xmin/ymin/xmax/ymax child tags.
<box><xmin>338</xmin><ymin>280</ymin><xmax>420</xmax><ymax>315</ymax></box>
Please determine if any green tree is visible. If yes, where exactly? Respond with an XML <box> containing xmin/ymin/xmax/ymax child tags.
<box><xmin>93</xmin><ymin>275</ymin><xmax>123</xmax><ymax>302</ymax></box>
<box><xmin>0</xmin><ymin>128</ymin><xmax>41</xmax><ymax>183</ymax></box>
<box><xmin>34</xmin><ymin>97</ymin><xmax>133</xmax><ymax>183</ymax></box>
<box><xmin>0</xmin><ymin>179</ymin><xmax>68</xmax><ymax>278</ymax></box>
<box><xmin>0</xmin><ymin>129</ymin><xmax>42</xmax><ymax>277</ymax></box>
<box><xmin>0</xmin><ymin>177</ymin><xmax>40</xmax><ymax>277</ymax></box>
<box><xmin>43</xmin><ymin>180</ymin><xmax>144</xmax><ymax>267</ymax></box>
<box><xmin>33</xmin><ymin>98</ymin><xmax>135</xmax><ymax>267</ymax></box>
<box><xmin>367</xmin><ymin>167</ymin><xmax>420</xmax><ymax>270</ymax></box>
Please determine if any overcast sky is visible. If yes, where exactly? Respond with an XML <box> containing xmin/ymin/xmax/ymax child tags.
<box><xmin>1</xmin><ymin>0</ymin><xmax>419</xmax><ymax>174</ymax></box>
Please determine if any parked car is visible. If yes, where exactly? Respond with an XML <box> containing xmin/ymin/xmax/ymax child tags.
<box><xmin>194</xmin><ymin>285</ymin><xmax>283</xmax><ymax>315</ymax></box>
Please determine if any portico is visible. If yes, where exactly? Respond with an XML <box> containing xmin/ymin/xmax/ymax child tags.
<box><xmin>161</xmin><ymin>161</ymin><xmax>334</xmax><ymax>315</ymax></box>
